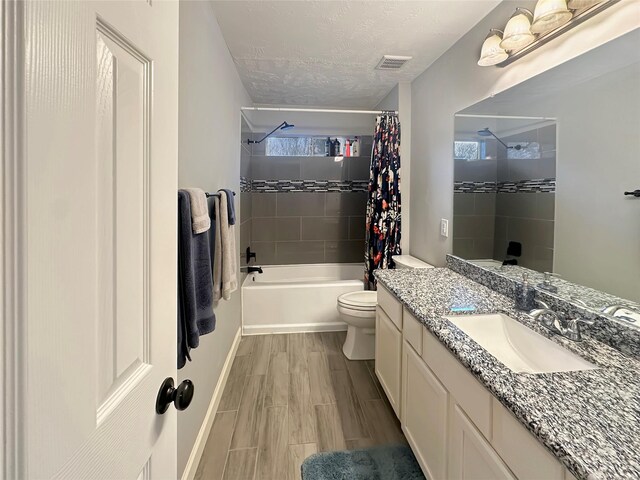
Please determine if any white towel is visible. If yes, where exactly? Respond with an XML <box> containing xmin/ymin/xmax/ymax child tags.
<box><xmin>183</xmin><ymin>188</ymin><xmax>210</xmax><ymax>234</ymax></box>
<box><xmin>214</xmin><ymin>193</ymin><xmax>237</xmax><ymax>301</ymax></box>
<box><xmin>212</xmin><ymin>196</ymin><xmax>223</xmax><ymax>302</ymax></box>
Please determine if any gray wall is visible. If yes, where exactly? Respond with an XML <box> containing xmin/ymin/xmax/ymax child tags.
<box><xmin>553</xmin><ymin>63</ymin><xmax>640</xmax><ymax>301</ymax></box>
<box><xmin>409</xmin><ymin>0</ymin><xmax>636</xmax><ymax>267</ymax></box>
<box><xmin>177</xmin><ymin>2</ymin><xmax>251</xmax><ymax>476</ymax></box>
<box><xmin>241</xmin><ymin>136</ymin><xmax>373</xmax><ymax>265</ymax></box>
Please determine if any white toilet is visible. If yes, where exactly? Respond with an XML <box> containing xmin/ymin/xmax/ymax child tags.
<box><xmin>337</xmin><ymin>255</ymin><xmax>434</xmax><ymax>360</ymax></box>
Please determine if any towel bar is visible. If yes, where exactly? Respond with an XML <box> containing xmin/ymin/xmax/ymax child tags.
<box><xmin>205</xmin><ymin>191</ymin><xmax>236</xmax><ymax>198</ymax></box>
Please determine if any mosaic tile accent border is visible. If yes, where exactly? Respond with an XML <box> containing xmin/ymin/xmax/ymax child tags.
<box><xmin>497</xmin><ymin>178</ymin><xmax>556</xmax><ymax>193</ymax></box>
<box><xmin>454</xmin><ymin>181</ymin><xmax>496</xmax><ymax>193</ymax></box>
<box><xmin>454</xmin><ymin>178</ymin><xmax>556</xmax><ymax>194</ymax></box>
<box><xmin>240</xmin><ymin>176</ymin><xmax>251</xmax><ymax>192</ymax></box>
<box><xmin>250</xmin><ymin>179</ymin><xmax>369</xmax><ymax>193</ymax></box>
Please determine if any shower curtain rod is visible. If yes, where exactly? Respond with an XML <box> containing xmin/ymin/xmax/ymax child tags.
<box><xmin>241</xmin><ymin>107</ymin><xmax>398</xmax><ymax>115</ymax></box>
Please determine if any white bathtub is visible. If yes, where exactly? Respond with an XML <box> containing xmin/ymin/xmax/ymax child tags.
<box><xmin>241</xmin><ymin>263</ymin><xmax>364</xmax><ymax>335</ymax></box>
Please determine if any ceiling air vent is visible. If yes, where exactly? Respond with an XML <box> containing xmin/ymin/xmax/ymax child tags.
<box><xmin>375</xmin><ymin>55</ymin><xmax>412</xmax><ymax>70</ymax></box>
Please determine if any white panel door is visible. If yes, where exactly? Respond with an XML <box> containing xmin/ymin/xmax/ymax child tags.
<box><xmin>12</xmin><ymin>0</ymin><xmax>179</xmax><ymax>478</ymax></box>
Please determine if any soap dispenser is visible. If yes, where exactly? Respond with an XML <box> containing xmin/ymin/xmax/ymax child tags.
<box><xmin>515</xmin><ymin>273</ymin><xmax>536</xmax><ymax>311</ymax></box>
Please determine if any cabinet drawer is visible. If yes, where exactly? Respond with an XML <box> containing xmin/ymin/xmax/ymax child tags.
<box><xmin>422</xmin><ymin>329</ymin><xmax>492</xmax><ymax>438</ymax></box>
<box><xmin>492</xmin><ymin>398</ymin><xmax>564</xmax><ymax>480</ymax></box>
<box><xmin>377</xmin><ymin>284</ymin><xmax>402</xmax><ymax>329</ymax></box>
<box><xmin>403</xmin><ymin>308</ymin><xmax>423</xmax><ymax>355</ymax></box>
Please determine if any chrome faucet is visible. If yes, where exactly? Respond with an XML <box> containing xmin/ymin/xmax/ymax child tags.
<box><xmin>601</xmin><ymin>304</ymin><xmax>639</xmax><ymax>323</ymax></box>
<box><xmin>537</xmin><ymin>272</ymin><xmax>559</xmax><ymax>293</ymax></box>
<box><xmin>528</xmin><ymin>299</ymin><xmax>595</xmax><ymax>341</ymax></box>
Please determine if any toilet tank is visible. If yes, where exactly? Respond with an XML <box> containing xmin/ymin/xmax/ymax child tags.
<box><xmin>392</xmin><ymin>255</ymin><xmax>434</xmax><ymax>269</ymax></box>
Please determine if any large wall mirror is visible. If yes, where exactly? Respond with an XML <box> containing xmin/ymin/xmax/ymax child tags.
<box><xmin>452</xmin><ymin>29</ymin><xmax>640</xmax><ymax>313</ymax></box>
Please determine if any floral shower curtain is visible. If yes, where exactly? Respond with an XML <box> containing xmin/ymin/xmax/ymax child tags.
<box><xmin>364</xmin><ymin>114</ymin><xmax>401</xmax><ymax>289</ymax></box>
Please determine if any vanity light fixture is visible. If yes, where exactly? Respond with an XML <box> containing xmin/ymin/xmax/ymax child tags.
<box><xmin>531</xmin><ymin>0</ymin><xmax>573</xmax><ymax>33</ymax></box>
<box><xmin>500</xmin><ymin>8</ymin><xmax>535</xmax><ymax>51</ymax></box>
<box><xmin>567</xmin><ymin>0</ymin><xmax>603</xmax><ymax>9</ymax></box>
<box><xmin>478</xmin><ymin>29</ymin><xmax>509</xmax><ymax>67</ymax></box>
<box><xmin>478</xmin><ymin>0</ymin><xmax>620</xmax><ymax>67</ymax></box>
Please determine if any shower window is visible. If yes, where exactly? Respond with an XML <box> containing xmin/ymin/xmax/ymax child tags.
<box><xmin>454</xmin><ymin>140</ymin><xmax>487</xmax><ymax>161</ymax></box>
<box><xmin>266</xmin><ymin>136</ymin><xmax>351</xmax><ymax>156</ymax></box>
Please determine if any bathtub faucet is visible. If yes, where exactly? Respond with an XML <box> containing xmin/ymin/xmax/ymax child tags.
<box><xmin>243</xmin><ymin>266</ymin><xmax>263</xmax><ymax>274</ymax></box>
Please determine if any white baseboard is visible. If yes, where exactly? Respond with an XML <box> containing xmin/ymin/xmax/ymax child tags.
<box><xmin>181</xmin><ymin>327</ymin><xmax>242</xmax><ymax>480</ymax></box>
<box><xmin>242</xmin><ymin>321</ymin><xmax>347</xmax><ymax>335</ymax></box>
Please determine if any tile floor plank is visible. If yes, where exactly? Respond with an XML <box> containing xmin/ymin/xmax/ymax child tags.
<box><xmin>288</xmin><ymin>443</ymin><xmax>317</xmax><ymax>480</ymax></box>
<box><xmin>320</xmin><ymin>331</ymin><xmax>346</xmax><ymax>354</ymax></box>
<box><xmin>288</xmin><ymin>372</ymin><xmax>317</xmax><ymax>444</ymax></box>
<box><xmin>194</xmin><ymin>411</ymin><xmax>237</xmax><ymax>480</ymax></box>
<box><xmin>308</xmin><ymin>352</ymin><xmax>336</xmax><ymax>405</ymax></box>
<box><xmin>330</xmin><ymin>369</ymin><xmax>370</xmax><ymax>440</ymax></box>
<box><xmin>315</xmin><ymin>403</ymin><xmax>347</xmax><ymax>452</ymax></box>
<box><xmin>271</xmin><ymin>334</ymin><xmax>288</xmax><ymax>353</ymax></box>
<box><xmin>222</xmin><ymin>448</ymin><xmax>257</xmax><ymax>480</ymax></box>
<box><xmin>236</xmin><ymin>335</ymin><xmax>257</xmax><ymax>356</ymax></box>
<box><xmin>255</xmin><ymin>406</ymin><xmax>288</xmax><ymax>480</ymax></box>
<box><xmin>195</xmin><ymin>333</ymin><xmax>407</xmax><ymax>478</ymax></box>
<box><xmin>289</xmin><ymin>333</ymin><xmax>307</xmax><ymax>375</ymax></box>
<box><xmin>230</xmin><ymin>375</ymin><xmax>266</xmax><ymax>449</ymax></box>
<box><xmin>250</xmin><ymin>335</ymin><xmax>273</xmax><ymax>375</ymax></box>
<box><xmin>218</xmin><ymin>355</ymin><xmax>251</xmax><ymax>412</ymax></box>
<box><xmin>305</xmin><ymin>332</ymin><xmax>324</xmax><ymax>352</ymax></box>
<box><xmin>361</xmin><ymin>399</ymin><xmax>405</xmax><ymax>445</ymax></box>
<box><xmin>264</xmin><ymin>351</ymin><xmax>288</xmax><ymax>407</ymax></box>
<box><xmin>346</xmin><ymin>359</ymin><xmax>381</xmax><ymax>402</ymax></box>
<box><xmin>366</xmin><ymin>360</ymin><xmax>385</xmax><ymax>398</ymax></box>
<box><xmin>326</xmin><ymin>352</ymin><xmax>346</xmax><ymax>371</ymax></box>
<box><xmin>345</xmin><ymin>437</ymin><xmax>377</xmax><ymax>450</ymax></box>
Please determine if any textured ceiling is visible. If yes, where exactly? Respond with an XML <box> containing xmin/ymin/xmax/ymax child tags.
<box><xmin>210</xmin><ymin>1</ymin><xmax>502</xmax><ymax>108</ymax></box>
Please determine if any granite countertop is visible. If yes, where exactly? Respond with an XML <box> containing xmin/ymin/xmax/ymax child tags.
<box><xmin>374</xmin><ymin>268</ymin><xmax>640</xmax><ymax>480</ymax></box>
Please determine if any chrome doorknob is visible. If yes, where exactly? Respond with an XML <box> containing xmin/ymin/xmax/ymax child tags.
<box><xmin>155</xmin><ymin>377</ymin><xmax>194</xmax><ymax>414</ymax></box>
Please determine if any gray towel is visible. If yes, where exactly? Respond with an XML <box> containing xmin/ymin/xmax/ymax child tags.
<box><xmin>220</xmin><ymin>189</ymin><xmax>236</xmax><ymax>225</ymax></box>
<box><xmin>178</xmin><ymin>190</ymin><xmax>216</xmax><ymax>368</ymax></box>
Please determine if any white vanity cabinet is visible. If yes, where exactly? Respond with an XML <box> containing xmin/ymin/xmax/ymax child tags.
<box><xmin>375</xmin><ymin>287</ymin><xmax>574</xmax><ymax>480</ymax></box>
<box><xmin>450</xmin><ymin>404</ymin><xmax>516</xmax><ymax>480</ymax></box>
<box><xmin>402</xmin><ymin>339</ymin><xmax>448</xmax><ymax>480</ymax></box>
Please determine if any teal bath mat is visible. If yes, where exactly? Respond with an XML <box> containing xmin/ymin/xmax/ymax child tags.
<box><xmin>301</xmin><ymin>444</ymin><xmax>425</xmax><ymax>480</ymax></box>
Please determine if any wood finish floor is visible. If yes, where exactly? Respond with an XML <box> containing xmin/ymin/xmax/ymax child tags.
<box><xmin>195</xmin><ymin>332</ymin><xmax>406</xmax><ymax>480</ymax></box>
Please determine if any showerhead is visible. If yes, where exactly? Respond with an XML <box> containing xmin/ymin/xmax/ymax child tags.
<box><xmin>248</xmin><ymin>120</ymin><xmax>295</xmax><ymax>144</ymax></box>
<box><xmin>476</xmin><ymin>127</ymin><xmax>522</xmax><ymax>150</ymax></box>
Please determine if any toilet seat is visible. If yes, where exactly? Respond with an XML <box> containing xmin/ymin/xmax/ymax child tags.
<box><xmin>337</xmin><ymin>291</ymin><xmax>377</xmax><ymax>311</ymax></box>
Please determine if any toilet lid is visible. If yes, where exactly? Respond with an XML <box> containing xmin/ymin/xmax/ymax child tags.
<box><xmin>338</xmin><ymin>291</ymin><xmax>377</xmax><ymax>310</ymax></box>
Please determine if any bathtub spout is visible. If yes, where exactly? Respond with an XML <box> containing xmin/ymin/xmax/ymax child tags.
<box><xmin>243</xmin><ymin>266</ymin><xmax>263</xmax><ymax>274</ymax></box>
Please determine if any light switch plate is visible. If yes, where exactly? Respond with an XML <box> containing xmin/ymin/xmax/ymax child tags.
<box><xmin>440</xmin><ymin>218</ymin><xmax>449</xmax><ymax>238</ymax></box>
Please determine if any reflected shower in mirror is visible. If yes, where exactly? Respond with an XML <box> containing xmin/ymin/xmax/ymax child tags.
<box><xmin>451</xmin><ymin>30</ymin><xmax>640</xmax><ymax>311</ymax></box>
<box><xmin>453</xmin><ymin>116</ymin><xmax>556</xmax><ymax>272</ymax></box>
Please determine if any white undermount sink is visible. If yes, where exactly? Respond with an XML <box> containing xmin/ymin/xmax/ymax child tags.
<box><xmin>445</xmin><ymin>313</ymin><xmax>598</xmax><ymax>374</ymax></box>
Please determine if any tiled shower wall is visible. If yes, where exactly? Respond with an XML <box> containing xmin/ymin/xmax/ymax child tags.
<box><xmin>453</xmin><ymin>124</ymin><xmax>556</xmax><ymax>272</ymax></box>
<box><xmin>241</xmin><ymin>134</ymin><xmax>373</xmax><ymax>265</ymax></box>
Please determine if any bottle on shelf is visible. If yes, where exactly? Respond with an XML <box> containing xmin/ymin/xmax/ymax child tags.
<box><xmin>345</xmin><ymin>139</ymin><xmax>351</xmax><ymax>157</ymax></box>
<box><xmin>325</xmin><ymin>137</ymin><xmax>331</xmax><ymax>157</ymax></box>
<box><xmin>352</xmin><ymin>137</ymin><xmax>360</xmax><ymax>157</ymax></box>
<box><xmin>334</xmin><ymin>138</ymin><xmax>341</xmax><ymax>156</ymax></box>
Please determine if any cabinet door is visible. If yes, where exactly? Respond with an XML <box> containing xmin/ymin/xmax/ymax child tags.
<box><xmin>375</xmin><ymin>306</ymin><xmax>402</xmax><ymax>418</ymax></box>
<box><xmin>402</xmin><ymin>341</ymin><xmax>448</xmax><ymax>480</ymax></box>
<box><xmin>450</xmin><ymin>404</ymin><xmax>516</xmax><ymax>480</ymax></box>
